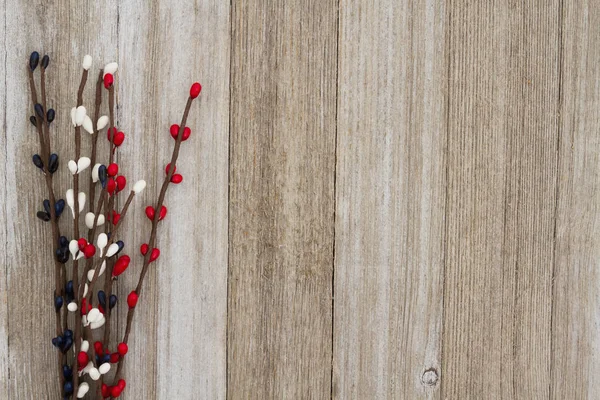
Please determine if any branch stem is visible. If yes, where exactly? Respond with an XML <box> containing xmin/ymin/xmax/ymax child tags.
<box><xmin>71</xmin><ymin>68</ymin><xmax>88</xmax><ymax>398</ymax></box>
<box><xmin>88</xmin><ymin>71</ymin><xmax>104</xmax><ymax>211</ymax></box>
<box><xmin>114</xmin><ymin>96</ymin><xmax>195</xmax><ymax>380</ymax></box>
<box><xmin>28</xmin><ymin>64</ymin><xmax>65</xmax><ymax>397</ymax></box>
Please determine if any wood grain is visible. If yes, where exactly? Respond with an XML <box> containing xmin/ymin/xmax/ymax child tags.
<box><xmin>227</xmin><ymin>0</ymin><xmax>337</xmax><ymax>398</ymax></box>
<box><xmin>551</xmin><ymin>1</ymin><xmax>600</xmax><ymax>398</ymax></box>
<box><xmin>2</xmin><ymin>0</ymin><xmax>228</xmax><ymax>399</ymax></box>
<box><xmin>117</xmin><ymin>0</ymin><xmax>229</xmax><ymax>399</ymax></box>
<box><xmin>442</xmin><ymin>1</ymin><xmax>561</xmax><ymax>398</ymax></box>
<box><xmin>333</xmin><ymin>1</ymin><xmax>446</xmax><ymax>399</ymax></box>
<box><xmin>4</xmin><ymin>1</ymin><xmax>118</xmax><ymax>397</ymax></box>
<box><xmin>3</xmin><ymin>1</ymin><xmax>600</xmax><ymax>399</ymax></box>
<box><xmin>0</xmin><ymin>0</ymin><xmax>7</xmax><ymax>397</ymax></box>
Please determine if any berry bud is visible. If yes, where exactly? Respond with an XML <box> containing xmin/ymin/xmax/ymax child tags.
<box><xmin>190</xmin><ymin>82</ymin><xmax>202</xmax><ymax>98</ymax></box>
<box><xmin>103</xmin><ymin>73</ymin><xmax>114</xmax><ymax>88</ymax></box>
<box><xmin>117</xmin><ymin>342</ymin><xmax>128</xmax><ymax>356</ymax></box>
<box><xmin>127</xmin><ymin>291</ymin><xmax>138</xmax><ymax>308</ymax></box>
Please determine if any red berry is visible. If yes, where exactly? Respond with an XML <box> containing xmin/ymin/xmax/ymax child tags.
<box><xmin>77</xmin><ymin>351</ymin><xmax>89</xmax><ymax>369</ymax></box>
<box><xmin>107</xmin><ymin>178</ymin><xmax>117</xmax><ymax>195</ymax></box>
<box><xmin>103</xmin><ymin>73</ymin><xmax>114</xmax><ymax>88</ymax></box>
<box><xmin>170</xmin><ymin>125</ymin><xmax>191</xmax><ymax>141</ymax></box>
<box><xmin>159</xmin><ymin>206</ymin><xmax>167</xmax><ymax>220</ymax></box>
<box><xmin>110</xmin><ymin>379</ymin><xmax>126</xmax><ymax>397</ymax></box>
<box><xmin>117</xmin><ymin>342</ymin><xmax>128</xmax><ymax>356</ymax></box>
<box><xmin>83</xmin><ymin>244</ymin><xmax>96</xmax><ymax>259</ymax></box>
<box><xmin>150</xmin><ymin>248</ymin><xmax>160</xmax><ymax>262</ymax></box>
<box><xmin>145</xmin><ymin>206</ymin><xmax>155</xmax><ymax>220</ymax></box>
<box><xmin>127</xmin><ymin>291</ymin><xmax>138</xmax><ymax>308</ymax></box>
<box><xmin>107</xmin><ymin>127</ymin><xmax>117</xmax><ymax>141</ymax></box>
<box><xmin>115</xmin><ymin>176</ymin><xmax>127</xmax><ymax>192</ymax></box>
<box><xmin>170</xmin><ymin>174</ymin><xmax>183</xmax><ymax>184</ymax></box>
<box><xmin>78</xmin><ymin>238</ymin><xmax>87</xmax><ymax>251</ymax></box>
<box><xmin>94</xmin><ymin>341</ymin><xmax>104</xmax><ymax>355</ymax></box>
<box><xmin>165</xmin><ymin>163</ymin><xmax>176</xmax><ymax>175</ymax></box>
<box><xmin>190</xmin><ymin>82</ymin><xmax>202</xmax><ymax>99</ymax></box>
<box><xmin>101</xmin><ymin>384</ymin><xmax>111</xmax><ymax>398</ymax></box>
<box><xmin>112</xmin><ymin>255</ymin><xmax>131</xmax><ymax>277</ymax></box>
<box><xmin>110</xmin><ymin>352</ymin><xmax>120</xmax><ymax>363</ymax></box>
<box><xmin>182</xmin><ymin>127</ymin><xmax>191</xmax><ymax>141</ymax></box>
<box><xmin>110</xmin><ymin>386</ymin><xmax>122</xmax><ymax>398</ymax></box>
<box><xmin>113</xmin><ymin>131</ymin><xmax>125</xmax><ymax>146</ymax></box>
<box><xmin>112</xmin><ymin>211</ymin><xmax>121</xmax><ymax>225</ymax></box>
<box><xmin>170</xmin><ymin>124</ymin><xmax>180</xmax><ymax>139</ymax></box>
<box><xmin>141</xmin><ymin>244</ymin><xmax>159</xmax><ymax>262</ymax></box>
<box><xmin>145</xmin><ymin>206</ymin><xmax>167</xmax><ymax>221</ymax></box>
<box><xmin>80</xmin><ymin>299</ymin><xmax>92</xmax><ymax>315</ymax></box>
<box><xmin>107</xmin><ymin>163</ymin><xmax>119</xmax><ymax>177</ymax></box>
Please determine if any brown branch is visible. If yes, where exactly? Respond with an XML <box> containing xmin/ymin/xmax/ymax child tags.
<box><xmin>108</xmin><ymin>86</ymin><xmax>116</xmax><ymax>165</ymax></box>
<box><xmin>104</xmin><ymin>196</ymin><xmax>115</xmax><ymax>231</ymax></box>
<box><xmin>71</xmin><ymin>68</ymin><xmax>88</xmax><ymax>398</ymax></box>
<box><xmin>114</xmin><ymin>95</ymin><xmax>195</xmax><ymax>381</ymax></box>
<box><xmin>86</xmin><ymin>189</ymin><xmax>107</xmax><ymax>245</ymax></box>
<box><xmin>98</xmin><ymin>257</ymin><xmax>116</xmax><ymax>398</ymax></box>
<box><xmin>102</xmin><ymin>259</ymin><xmax>115</xmax><ymax>344</ymax></box>
<box><xmin>77</xmin><ymin>187</ymin><xmax>107</xmax><ymax>308</ymax></box>
<box><xmin>28</xmin><ymin>63</ymin><xmax>65</xmax><ymax>396</ymax></box>
<box><xmin>41</xmin><ymin>65</ymin><xmax>69</xmax><ymax>332</ymax></box>
<box><xmin>82</xmin><ymin>189</ymin><xmax>107</xmax><ymax>290</ymax></box>
<box><xmin>88</xmin><ymin>71</ymin><xmax>104</xmax><ymax>210</ymax></box>
<box><xmin>83</xmin><ymin>323</ymin><xmax>97</xmax><ymax>388</ymax></box>
<box><xmin>85</xmin><ymin>190</ymin><xmax>136</xmax><ymax>303</ymax></box>
<box><xmin>40</xmin><ymin>68</ymin><xmax>51</xmax><ymax>164</ymax></box>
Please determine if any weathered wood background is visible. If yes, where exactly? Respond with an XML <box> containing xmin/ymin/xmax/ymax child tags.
<box><xmin>0</xmin><ymin>0</ymin><xmax>599</xmax><ymax>399</ymax></box>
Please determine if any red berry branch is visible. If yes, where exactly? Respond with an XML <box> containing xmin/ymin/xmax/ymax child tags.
<box><xmin>26</xmin><ymin>51</ymin><xmax>202</xmax><ymax>399</ymax></box>
<box><xmin>114</xmin><ymin>82</ymin><xmax>201</xmax><ymax>383</ymax></box>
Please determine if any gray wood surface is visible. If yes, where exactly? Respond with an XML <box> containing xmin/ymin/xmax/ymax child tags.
<box><xmin>227</xmin><ymin>0</ymin><xmax>337</xmax><ymax>398</ymax></box>
<box><xmin>0</xmin><ymin>0</ymin><xmax>7</xmax><ymax>397</ymax></box>
<box><xmin>1</xmin><ymin>1</ymin><xmax>599</xmax><ymax>399</ymax></box>
<box><xmin>551</xmin><ymin>1</ymin><xmax>600</xmax><ymax>398</ymax></box>
<box><xmin>116</xmin><ymin>0</ymin><xmax>229</xmax><ymax>399</ymax></box>
<box><xmin>333</xmin><ymin>1</ymin><xmax>446</xmax><ymax>398</ymax></box>
<box><xmin>443</xmin><ymin>1</ymin><xmax>561</xmax><ymax>398</ymax></box>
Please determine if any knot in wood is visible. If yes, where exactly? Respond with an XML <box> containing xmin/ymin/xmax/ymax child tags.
<box><xmin>421</xmin><ymin>367</ymin><xmax>439</xmax><ymax>387</ymax></box>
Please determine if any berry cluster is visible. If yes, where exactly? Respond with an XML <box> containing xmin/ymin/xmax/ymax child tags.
<box><xmin>27</xmin><ymin>51</ymin><xmax>201</xmax><ymax>398</ymax></box>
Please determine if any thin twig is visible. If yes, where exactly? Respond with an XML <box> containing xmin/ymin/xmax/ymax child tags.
<box><xmin>71</xmin><ymin>67</ymin><xmax>88</xmax><ymax>398</ymax></box>
<box><xmin>108</xmin><ymin>86</ymin><xmax>116</xmax><ymax>164</ymax></box>
<box><xmin>102</xmin><ymin>259</ymin><xmax>115</xmax><ymax>344</ymax></box>
<box><xmin>28</xmin><ymin>63</ymin><xmax>65</xmax><ymax>395</ymax></box>
<box><xmin>115</xmin><ymin>96</ymin><xmax>195</xmax><ymax>380</ymax></box>
<box><xmin>80</xmin><ymin>190</ymin><xmax>107</xmax><ymax>287</ymax></box>
<box><xmin>85</xmin><ymin>190</ymin><xmax>136</xmax><ymax>302</ymax></box>
<box><xmin>88</xmin><ymin>71</ymin><xmax>104</xmax><ymax>210</ymax></box>
<box><xmin>86</xmin><ymin>189</ymin><xmax>107</xmax><ymax>244</ymax></box>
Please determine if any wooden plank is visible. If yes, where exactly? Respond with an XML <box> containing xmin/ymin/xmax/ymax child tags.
<box><xmin>0</xmin><ymin>0</ymin><xmax>7</xmax><ymax>397</ymax></box>
<box><xmin>551</xmin><ymin>2</ymin><xmax>600</xmax><ymax>398</ymax></box>
<box><xmin>4</xmin><ymin>1</ymin><xmax>118</xmax><ymax>398</ymax></box>
<box><xmin>442</xmin><ymin>1</ymin><xmax>561</xmax><ymax>398</ymax></box>
<box><xmin>117</xmin><ymin>0</ymin><xmax>229</xmax><ymax>399</ymax></box>
<box><xmin>227</xmin><ymin>0</ymin><xmax>337</xmax><ymax>397</ymax></box>
<box><xmin>333</xmin><ymin>1</ymin><xmax>446</xmax><ymax>399</ymax></box>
